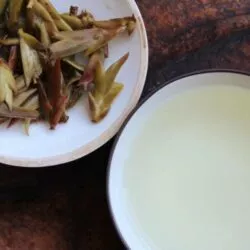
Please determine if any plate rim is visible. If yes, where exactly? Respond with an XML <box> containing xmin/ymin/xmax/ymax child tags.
<box><xmin>107</xmin><ymin>69</ymin><xmax>250</xmax><ymax>249</ymax></box>
<box><xmin>0</xmin><ymin>0</ymin><xmax>149</xmax><ymax>168</ymax></box>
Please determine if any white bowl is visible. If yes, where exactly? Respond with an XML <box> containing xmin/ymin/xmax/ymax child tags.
<box><xmin>108</xmin><ymin>71</ymin><xmax>250</xmax><ymax>250</ymax></box>
<box><xmin>0</xmin><ymin>0</ymin><xmax>148</xmax><ymax>167</ymax></box>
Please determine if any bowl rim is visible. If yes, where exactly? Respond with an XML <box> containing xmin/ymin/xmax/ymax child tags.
<box><xmin>0</xmin><ymin>0</ymin><xmax>149</xmax><ymax>168</ymax></box>
<box><xmin>107</xmin><ymin>68</ymin><xmax>250</xmax><ymax>249</ymax></box>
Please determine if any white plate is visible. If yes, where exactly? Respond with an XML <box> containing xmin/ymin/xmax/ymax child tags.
<box><xmin>108</xmin><ymin>71</ymin><xmax>250</xmax><ymax>250</ymax></box>
<box><xmin>0</xmin><ymin>0</ymin><xmax>148</xmax><ymax>167</ymax></box>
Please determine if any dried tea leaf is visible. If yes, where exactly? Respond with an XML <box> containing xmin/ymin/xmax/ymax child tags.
<box><xmin>69</xmin><ymin>6</ymin><xmax>78</xmax><ymax>16</ymax></box>
<box><xmin>0</xmin><ymin>103</ymin><xmax>39</xmax><ymax>119</ymax></box>
<box><xmin>15</xmin><ymin>75</ymin><xmax>27</xmax><ymax>92</ymax></box>
<box><xmin>50</xmin><ymin>27</ymin><xmax>125</xmax><ymax>58</ymax></box>
<box><xmin>62</xmin><ymin>57</ymin><xmax>84</xmax><ymax>72</ymax></box>
<box><xmin>47</xmin><ymin>59</ymin><xmax>69</xmax><ymax>129</ymax></box>
<box><xmin>66</xmin><ymin>75</ymin><xmax>81</xmax><ymax>86</ymax></box>
<box><xmin>0</xmin><ymin>80</ymin><xmax>5</xmax><ymax>103</ymax></box>
<box><xmin>8</xmin><ymin>0</ymin><xmax>25</xmax><ymax>33</ymax></box>
<box><xmin>79</xmin><ymin>49</ymin><xmax>104</xmax><ymax>91</ymax></box>
<box><xmin>13</xmin><ymin>88</ymin><xmax>37</xmax><ymax>107</ymax></box>
<box><xmin>50</xmin><ymin>95</ymin><xmax>68</xmax><ymax>129</ymax></box>
<box><xmin>89</xmin><ymin>83</ymin><xmax>123</xmax><ymax>123</ymax></box>
<box><xmin>0</xmin><ymin>38</ymin><xmax>19</xmax><ymax>45</ymax></box>
<box><xmin>5</xmin><ymin>85</ymin><xmax>13</xmax><ymax>110</ymax></box>
<box><xmin>27</xmin><ymin>0</ymin><xmax>58</xmax><ymax>34</ymax></box>
<box><xmin>88</xmin><ymin>52</ymin><xmax>128</xmax><ymax>122</ymax></box>
<box><xmin>38</xmin><ymin>79</ymin><xmax>52</xmax><ymax>120</ymax></box>
<box><xmin>50</xmin><ymin>39</ymin><xmax>88</xmax><ymax>59</ymax></box>
<box><xmin>60</xmin><ymin>14</ymin><xmax>83</xmax><ymax>30</ymax></box>
<box><xmin>93</xmin><ymin>15</ymin><xmax>136</xmax><ymax>31</ymax></box>
<box><xmin>37</xmin><ymin>0</ymin><xmax>72</xmax><ymax>31</ymax></box>
<box><xmin>23</xmin><ymin>94</ymin><xmax>39</xmax><ymax>110</ymax></box>
<box><xmin>0</xmin><ymin>59</ymin><xmax>17</xmax><ymax>93</ymax></box>
<box><xmin>37</xmin><ymin>21</ymin><xmax>51</xmax><ymax>46</ymax></box>
<box><xmin>0</xmin><ymin>59</ymin><xmax>17</xmax><ymax>110</ymax></box>
<box><xmin>66</xmin><ymin>87</ymin><xmax>83</xmax><ymax>109</ymax></box>
<box><xmin>0</xmin><ymin>117</ymin><xmax>8</xmax><ymax>124</ymax></box>
<box><xmin>23</xmin><ymin>118</ymin><xmax>31</xmax><ymax>135</ymax></box>
<box><xmin>104</xmin><ymin>82</ymin><xmax>124</xmax><ymax>104</ymax></box>
<box><xmin>0</xmin><ymin>0</ymin><xmax>7</xmax><ymax>17</ymax></box>
<box><xmin>78</xmin><ymin>10</ymin><xmax>95</xmax><ymax>28</ymax></box>
<box><xmin>104</xmin><ymin>52</ymin><xmax>129</xmax><ymax>94</ymax></box>
<box><xmin>6</xmin><ymin>117</ymin><xmax>18</xmax><ymax>128</ymax></box>
<box><xmin>27</xmin><ymin>0</ymin><xmax>58</xmax><ymax>35</ymax></box>
<box><xmin>8</xmin><ymin>45</ymin><xmax>18</xmax><ymax>70</ymax></box>
<box><xmin>19</xmin><ymin>36</ymin><xmax>42</xmax><ymax>87</ymax></box>
<box><xmin>84</xmin><ymin>27</ymin><xmax>126</xmax><ymax>56</ymax></box>
<box><xmin>19</xmin><ymin>29</ymin><xmax>44</xmax><ymax>50</ymax></box>
<box><xmin>65</xmin><ymin>75</ymin><xmax>83</xmax><ymax>109</ymax></box>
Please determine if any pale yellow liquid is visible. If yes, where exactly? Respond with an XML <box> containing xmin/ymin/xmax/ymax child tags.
<box><xmin>123</xmin><ymin>85</ymin><xmax>250</xmax><ymax>250</ymax></box>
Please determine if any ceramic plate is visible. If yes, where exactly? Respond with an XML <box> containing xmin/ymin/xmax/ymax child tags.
<box><xmin>0</xmin><ymin>0</ymin><xmax>148</xmax><ymax>167</ymax></box>
<box><xmin>108</xmin><ymin>70</ymin><xmax>250</xmax><ymax>249</ymax></box>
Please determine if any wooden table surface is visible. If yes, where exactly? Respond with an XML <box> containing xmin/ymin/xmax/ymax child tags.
<box><xmin>1</xmin><ymin>0</ymin><xmax>250</xmax><ymax>249</ymax></box>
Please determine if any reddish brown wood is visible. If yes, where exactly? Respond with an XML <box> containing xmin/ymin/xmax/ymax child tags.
<box><xmin>137</xmin><ymin>0</ymin><xmax>250</xmax><ymax>67</ymax></box>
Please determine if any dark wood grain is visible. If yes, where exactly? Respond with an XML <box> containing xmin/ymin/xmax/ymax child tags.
<box><xmin>1</xmin><ymin>0</ymin><xmax>250</xmax><ymax>249</ymax></box>
<box><xmin>138</xmin><ymin>0</ymin><xmax>250</xmax><ymax>68</ymax></box>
